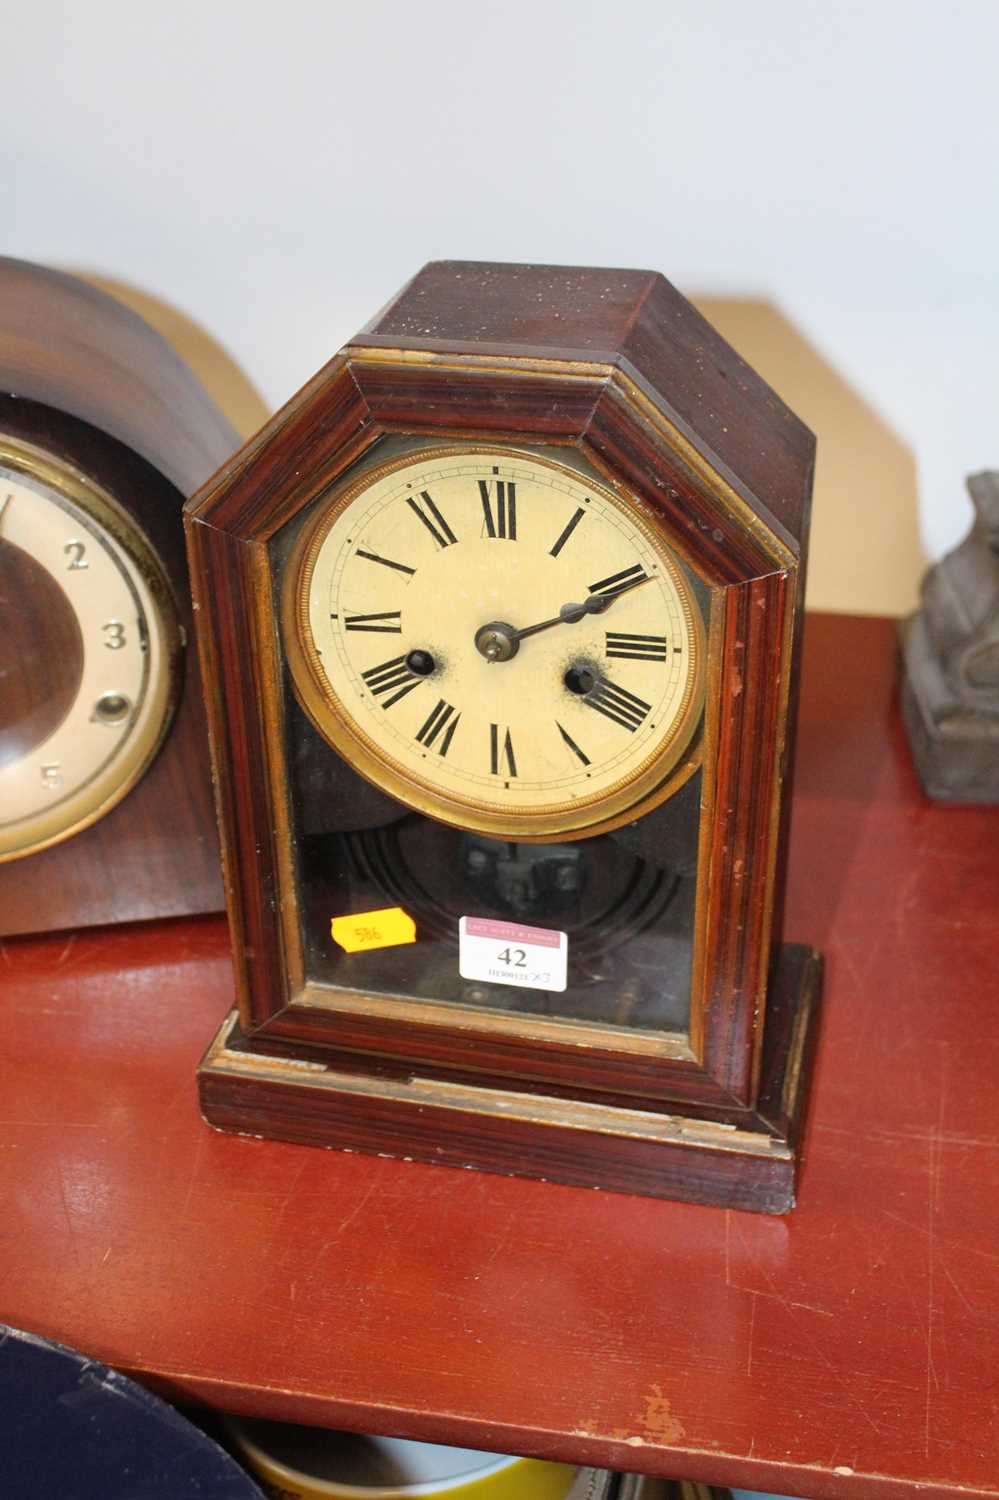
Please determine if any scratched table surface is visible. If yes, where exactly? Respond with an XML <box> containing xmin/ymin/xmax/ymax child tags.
<box><xmin>2</xmin><ymin>613</ymin><xmax>998</xmax><ymax>1500</ymax></box>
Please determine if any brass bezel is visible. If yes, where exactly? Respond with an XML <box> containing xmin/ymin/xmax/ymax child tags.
<box><xmin>0</xmin><ymin>434</ymin><xmax>183</xmax><ymax>862</ymax></box>
<box><xmin>281</xmin><ymin>443</ymin><xmax>707</xmax><ymax>841</ymax></box>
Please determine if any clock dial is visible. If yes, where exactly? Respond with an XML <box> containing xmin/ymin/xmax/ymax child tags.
<box><xmin>286</xmin><ymin>448</ymin><xmax>705</xmax><ymax>838</ymax></box>
<box><xmin>0</xmin><ymin>439</ymin><xmax>181</xmax><ymax>860</ymax></box>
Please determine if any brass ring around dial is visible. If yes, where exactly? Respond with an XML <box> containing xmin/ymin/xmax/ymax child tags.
<box><xmin>0</xmin><ymin>437</ymin><xmax>182</xmax><ymax>861</ymax></box>
<box><xmin>283</xmin><ymin>444</ymin><xmax>706</xmax><ymax>842</ymax></box>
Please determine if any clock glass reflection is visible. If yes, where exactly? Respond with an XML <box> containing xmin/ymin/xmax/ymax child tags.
<box><xmin>287</xmin><ymin>691</ymin><xmax>701</xmax><ymax>1038</ymax></box>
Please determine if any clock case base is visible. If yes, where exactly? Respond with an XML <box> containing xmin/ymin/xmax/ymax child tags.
<box><xmin>197</xmin><ymin>942</ymin><xmax>821</xmax><ymax>1215</ymax></box>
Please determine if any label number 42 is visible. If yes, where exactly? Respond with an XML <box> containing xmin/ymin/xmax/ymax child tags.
<box><xmin>497</xmin><ymin>946</ymin><xmax>527</xmax><ymax>967</ymax></box>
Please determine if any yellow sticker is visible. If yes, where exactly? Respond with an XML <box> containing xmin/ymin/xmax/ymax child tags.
<box><xmin>331</xmin><ymin>907</ymin><xmax>416</xmax><ymax>953</ymax></box>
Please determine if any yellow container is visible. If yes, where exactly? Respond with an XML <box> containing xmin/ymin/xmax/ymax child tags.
<box><xmin>225</xmin><ymin>1418</ymin><xmax>579</xmax><ymax>1500</ymax></box>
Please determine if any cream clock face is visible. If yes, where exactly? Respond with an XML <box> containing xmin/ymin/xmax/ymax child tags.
<box><xmin>286</xmin><ymin>447</ymin><xmax>705</xmax><ymax>839</ymax></box>
<box><xmin>0</xmin><ymin>439</ymin><xmax>180</xmax><ymax>860</ymax></box>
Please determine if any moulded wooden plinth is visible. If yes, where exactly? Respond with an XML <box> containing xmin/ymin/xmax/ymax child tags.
<box><xmin>198</xmin><ymin>942</ymin><xmax>821</xmax><ymax>1215</ymax></box>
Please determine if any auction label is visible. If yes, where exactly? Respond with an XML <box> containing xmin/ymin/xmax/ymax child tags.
<box><xmin>459</xmin><ymin>915</ymin><xmax>568</xmax><ymax>994</ymax></box>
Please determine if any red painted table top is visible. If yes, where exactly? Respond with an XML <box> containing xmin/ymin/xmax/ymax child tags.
<box><xmin>2</xmin><ymin>614</ymin><xmax>997</xmax><ymax>1500</ymax></box>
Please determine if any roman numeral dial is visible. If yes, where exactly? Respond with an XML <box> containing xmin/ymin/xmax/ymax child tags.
<box><xmin>292</xmin><ymin>446</ymin><xmax>704</xmax><ymax>838</ymax></box>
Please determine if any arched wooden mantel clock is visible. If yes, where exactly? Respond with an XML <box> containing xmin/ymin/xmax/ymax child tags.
<box><xmin>187</xmin><ymin>261</ymin><xmax>822</xmax><ymax>1213</ymax></box>
<box><xmin>0</xmin><ymin>259</ymin><xmax>238</xmax><ymax>935</ymax></box>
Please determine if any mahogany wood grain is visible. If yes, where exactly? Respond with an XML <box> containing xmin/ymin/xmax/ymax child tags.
<box><xmin>1</xmin><ymin>615</ymin><xmax>996</xmax><ymax>1499</ymax></box>
<box><xmin>0</xmin><ymin>258</ymin><xmax>238</xmax><ymax>497</ymax></box>
<box><xmin>363</xmin><ymin>262</ymin><xmax>813</xmax><ymax>551</ymax></box>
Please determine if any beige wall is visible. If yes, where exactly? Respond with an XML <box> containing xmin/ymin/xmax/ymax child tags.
<box><xmin>695</xmin><ymin>300</ymin><xmax>926</xmax><ymax>617</ymax></box>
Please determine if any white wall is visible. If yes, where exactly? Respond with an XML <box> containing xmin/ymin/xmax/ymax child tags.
<box><xmin>7</xmin><ymin>0</ymin><xmax>998</xmax><ymax>612</ymax></box>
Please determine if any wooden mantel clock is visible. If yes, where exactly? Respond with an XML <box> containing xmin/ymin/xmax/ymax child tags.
<box><xmin>187</xmin><ymin>261</ymin><xmax>822</xmax><ymax>1213</ymax></box>
<box><xmin>0</xmin><ymin>258</ymin><xmax>235</xmax><ymax>935</ymax></box>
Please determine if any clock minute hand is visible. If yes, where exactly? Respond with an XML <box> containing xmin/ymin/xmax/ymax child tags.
<box><xmin>515</xmin><ymin>572</ymin><xmax>652</xmax><ymax>641</ymax></box>
<box><xmin>475</xmin><ymin>573</ymin><xmax>652</xmax><ymax>662</ymax></box>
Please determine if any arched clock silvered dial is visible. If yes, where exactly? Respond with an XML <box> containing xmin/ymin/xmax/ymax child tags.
<box><xmin>0</xmin><ymin>438</ymin><xmax>181</xmax><ymax>861</ymax></box>
<box><xmin>284</xmin><ymin>447</ymin><xmax>706</xmax><ymax>840</ymax></box>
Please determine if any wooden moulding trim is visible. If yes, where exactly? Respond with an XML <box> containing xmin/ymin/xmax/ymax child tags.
<box><xmin>347</xmin><ymin>345</ymin><xmax>798</xmax><ymax>574</ymax></box>
<box><xmin>752</xmin><ymin>569</ymin><xmax>799</xmax><ymax>1098</ymax></box>
<box><xmin>184</xmin><ymin>518</ymin><xmax>245</xmax><ymax>957</ymax></box>
<box><xmin>184</xmin><ymin>353</ymin><xmax>353</xmax><ymax>516</ymax></box>
<box><xmin>199</xmin><ymin>1016</ymin><xmax>797</xmax><ymax>1213</ymax></box>
<box><xmin>261</xmin><ymin>999</ymin><xmax>739</xmax><ymax>1110</ymax></box>
<box><xmin>754</xmin><ymin>944</ymin><xmax>822</xmax><ymax>1144</ymax></box>
<box><xmin>699</xmin><ymin>575</ymin><xmax>792</xmax><ymax>1100</ymax></box>
<box><xmin>686</xmin><ymin>588</ymin><xmax>727</xmax><ymax>1063</ymax></box>
<box><xmin>346</xmin><ymin>342</ymin><xmax>619</xmax><ymax>380</ymax></box>
<box><xmin>348</xmin><ymin>365</ymin><xmax>607</xmax><ymax>449</ymax></box>
<box><xmin>206</xmin><ymin>1020</ymin><xmax>787</xmax><ymax>1159</ymax></box>
<box><xmin>580</xmin><ymin>392</ymin><xmax>781</xmax><ymax>587</ymax></box>
<box><xmin>186</xmin><ymin>520</ymin><xmax>290</xmax><ymax>1027</ymax></box>
<box><xmin>290</xmin><ymin>987</ymin><xmax>694</xmax><ymax>1061</ymax></box>
<box><xmin>197</xmin><ymin>943</ymin><xmax>818</xmax><ymax>1211</ymax></box>
<box><xmin>599</xmin><ymin>365</ymin><xmax>798</xmax><ymax>570</ymax></box>
<box><xmin>185</xmin><ymin>358</ymin><xmax>375</xmax><ymax>540</ymax></box>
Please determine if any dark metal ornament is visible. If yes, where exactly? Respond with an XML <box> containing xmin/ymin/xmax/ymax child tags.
<box><xmin>900</xmin><ymin>470</ymin><xmax>999</xmax><ymax>803</ymax></box>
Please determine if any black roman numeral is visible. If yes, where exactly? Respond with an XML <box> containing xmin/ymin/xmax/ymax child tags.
<box><xmin>556</xmin><ymin>721</ymin><xmax>591</xmax><ymax>766</ymax></box>
<box><xmin>583</xmin><ymin>677</ymin><xmax>652</xmax><ymax>732</ymax></box>
<box><xmin>479</xmin><ymin>477</ymin><xmax>517</xmax><ymax>540</ymax></box>
<box><xmin>490</xmin><ymin>724</ymin><xmax>518</xmax><ymax>777</ymax></box>
<box><xmin>605</xmin><ymin>631</ymin><xmax>669</xmax><ymax>662</ymax></box>
<box><xmin>416</xmin><ymin>699</ymin><xmax>460</xmax><ymax>756</ymax></box>
<box><xmin>361</xmin><ymin>655</ymin><xmax>422</xmax><ymax>708</ymax></box>
<box><xmin>588</xmin><ymin>563</ymin><xmax>648</xmax><ymax>597</ymax></box>
<box><xmin>356</xmin><ymin>549</ymin><xmax>416</xmax><ymax>576</ymax></box>
<box><xmin>344</xmin><ymin>611</ymin><xmax>402</xmax><ymax>633</ymax></box>
<box><xmin>407</xmin><ymin>490</ymin><xmax>458</xmax><ymax>549</ymax></box>
<box><xmin>549</xmin><ymin>506</ymin><xmax>585</xmax><ymax>558</ymax></box>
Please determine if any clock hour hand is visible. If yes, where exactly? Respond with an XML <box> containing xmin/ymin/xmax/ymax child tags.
<box><xmin>510</xmin><ymin>592</ymin><xmax>606</xmax><ymax>642</ymax></box>
<box><xmin>527</xmin><ymin>571</ymin><xmax>653</xmax><ymax>636</ymax></box>
<box><xmin>475</xmin><ymin>573</ymin><xmax>652</xmax><ymax>661</ymax></box>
